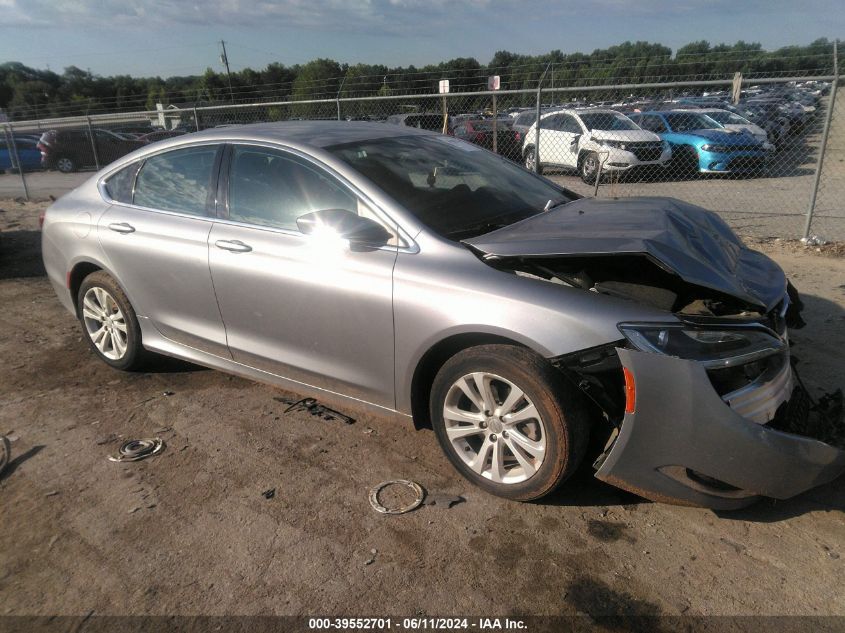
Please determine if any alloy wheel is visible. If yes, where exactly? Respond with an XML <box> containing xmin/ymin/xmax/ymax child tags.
<box><xmin>442</xmin><ymin>372</ymin><xmax>546</xmax><ymax>484</ymax></box>
<box><xmin>82</xmin><ymin>287</ymin><xmax>129</xmax><ymax>360</ymax></box>
<box><xmin>57</xmin><ymin>157</ymin><xmax>74</xmax><ymax>173</ymax></box>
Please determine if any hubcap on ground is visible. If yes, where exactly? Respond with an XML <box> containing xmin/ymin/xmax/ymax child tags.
<box><xmin>82</xmin><ymin>287</ymin><xmax>128</xmax><ymax>360</ymax></box>
<box><xmin>443</xmin><ymin>372</ymin><xmax>546</xmax><ymax>484</ymax></box>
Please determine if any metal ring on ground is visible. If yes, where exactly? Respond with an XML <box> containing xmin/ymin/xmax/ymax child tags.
<box><xmin>368</xmin><ymin>479</ymin><xmax>426</xmax><ymax>515</ymax></box>
<box><xmin>108</xmin><ymin>438</ymin><xmax>165</xmax><ymax>462</ymax></box>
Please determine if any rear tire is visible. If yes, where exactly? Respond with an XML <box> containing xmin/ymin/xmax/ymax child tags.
<box><xmin>430</xmin><ymin>344</ymin><xmax>589</xmax><ymax>501</ymax></box>
<box><xmin>77</xmin><ymin>271</ymin><xmax>147</xmax><ymax>371</ymax></box>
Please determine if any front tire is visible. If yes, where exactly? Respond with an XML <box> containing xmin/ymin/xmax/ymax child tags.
<box><xmin>523</xmin><ymin>146</ymin><xmax>543</xmax><ymax>174</ymax></box>
<box><xmin>580</xmin><ymin>151</ymin><xmax>600</xmax><ymax>184</ymax></box>
<box><xmin>56</xmin><ymin>156</ymin><xmax>77</xmax><ymax>173</ymax></box>
<box><xmin>77</xmin><ymin>271</ymin><xmax>146</xmax><ymax>371</ymax></box>
<box><xmin>430</xmin><ymin>344</ymin><xmax>589</xmax><ymax>501</ymax></box>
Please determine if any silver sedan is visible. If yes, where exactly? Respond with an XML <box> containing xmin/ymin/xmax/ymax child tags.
<box><xmin>42</xmin><ymin>121</ymin><xmax>845</xmax><ymax>507</ymax></box>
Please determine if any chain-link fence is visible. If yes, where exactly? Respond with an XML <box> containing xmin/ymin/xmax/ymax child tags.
<box><xmin>2</xmin><ymin>74</ymin><xmax>843</xmax><ymax>241</ymax></box>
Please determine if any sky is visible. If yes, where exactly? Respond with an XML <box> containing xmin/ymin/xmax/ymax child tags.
<box><xmin>0</xmin><ymin>0</ymin><xmax>841</xmax><ymax>78</ymax></box>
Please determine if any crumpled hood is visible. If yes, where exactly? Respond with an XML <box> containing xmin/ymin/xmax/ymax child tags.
<box><xmin>464</xmin><ymin>197</ymin><xmax>786</xmax><ymax>311</ymax></box>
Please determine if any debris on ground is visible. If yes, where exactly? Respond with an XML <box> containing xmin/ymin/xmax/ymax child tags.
<box><xmin>108</xmin><ymin>438</ymin><xmax>165</xmax><ymax>463</ymax></box>
<box><xmin>364</xmin><ymin>549</ymin><xmax>377</xmax><ymax>565</ymax></box>
<box><xmin>95</xmin><ymin>434</ymin><xmax>120</xmax><ymax>446</ymax></box>
<box><xmin>274</xmin><ymin>397</ymin><xmax>355</xmax><ymax>424</ymax></box>
<box><xmin>162</xmin><ymin>391</ymin><xmax>175</xmax><ymax>397</ymax></box>
<box><xmin>423</xmin><ymin>493</ymin><xmax>466</xmax><ymax>509</ymax></box>
<box><xmin>0</xmin><ymin>436</ymin><xmax>10</xmax><ymax>476</ymax></box>
<box><xmin>801</xmin><ymin>235</ymin><xmax>828</xmax><ymax>247</ymax></box>
<box><xmin>262</xmin><ymin>488</ymin><xmax>276</xmax><ymax>500</ymax></box>
<box><xmin>368</xmin><ymin>479</ymin><xmax>425</xmax><ymax>515</ymax></box>
<box><xmin>45</xmin><ymin>490</ymin><xmax>59</xmax><ymax>497</ymax></box>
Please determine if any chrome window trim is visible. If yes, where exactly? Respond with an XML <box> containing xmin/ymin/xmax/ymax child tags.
<box><xmin>97</xmin><ymin>138</ymin><xmax>419</xmax><ymax>255</ymax></box>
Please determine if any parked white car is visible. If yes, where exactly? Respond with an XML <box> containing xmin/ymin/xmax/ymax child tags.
<box><xmin>522</xmin><ymin>109</ymin><xmax>671</xmax><ymax>183</ymax></box>
<box><xmin>695</xmin><ymin>108</ymin><xmax>776</xmax><ymax>151</ymax></box>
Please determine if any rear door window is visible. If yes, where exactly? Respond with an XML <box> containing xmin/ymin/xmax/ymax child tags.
<box><xmin>133</xmin><ymin>145</ymin><xmax>219</xmax><ymax>216</ymax></box>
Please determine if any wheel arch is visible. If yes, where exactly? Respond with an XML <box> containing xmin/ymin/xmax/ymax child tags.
<box><xmin>408</xmin><ymin>331</ymin><xmax>543</xmax><ymax>431</ymax></box>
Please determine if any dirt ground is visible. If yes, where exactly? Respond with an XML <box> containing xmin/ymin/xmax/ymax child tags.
<box><xmin>1</xmin><ymin>198</ymin><xmax>844</xmax><ymax>620</ymax></box>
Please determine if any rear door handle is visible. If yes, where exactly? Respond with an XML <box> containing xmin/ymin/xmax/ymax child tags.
<box><xmin>214</xmin><ymin>239</ymin><xmax>252</xmax><ymax>253</ymax></box>
<box><xmin>108</xmin><ymin>222</ymin><xmax>135</xmax><ymax>234</ymax></box>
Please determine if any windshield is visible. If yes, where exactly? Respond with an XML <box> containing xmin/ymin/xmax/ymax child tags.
<box><xmin>665</xmin><ymin>112</ymin><xmax>723</xmax><ymax>132</ymax></box>
<box><xmin>579</xmin><ymin>112</ymin><xmax>639</xmax><ymax>131</ymax></box>
<box><xmin>705</xmin><ymin>110</ymin><xmax>750</xmax><ymax>125</ymax></box>
<box><xmin>326</xmin><ymin>134</ymin><xmax>574</xmax><ymax>239</ymax></box>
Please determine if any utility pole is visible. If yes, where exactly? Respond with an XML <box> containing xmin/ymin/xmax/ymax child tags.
<box><xmin>220</xmin><ymin>40</ymin><xmax>235</xmax><ymax>103</ymax></box>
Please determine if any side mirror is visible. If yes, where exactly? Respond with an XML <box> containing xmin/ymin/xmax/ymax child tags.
<box><xmin>296</xmin><ymin>208</ymin><xmax>392</xmax><ymax>248</ymax></box>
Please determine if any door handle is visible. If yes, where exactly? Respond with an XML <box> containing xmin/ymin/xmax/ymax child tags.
<box><xmin>214</xmin><ymin>239</ymin><xmax>252</xmax><ymax>253</ymax></box>
<box><xmin>108</xmin><ymin>222</ymin><xmax>135</xmax><ymax>234</ymax></box>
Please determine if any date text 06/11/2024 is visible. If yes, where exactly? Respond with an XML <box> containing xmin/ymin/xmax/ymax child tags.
<box><xmin>308</xmin><ymin>617</ymin><xmax>528</xmax><ymax>630</ymax></box>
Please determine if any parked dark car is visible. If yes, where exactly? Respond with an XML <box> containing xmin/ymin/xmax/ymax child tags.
<box><xmin>139</xmin><ymin>129</ymin><xmax>189</xmax><ymax>144</ymax></box>
<box><xmin>385</xmin><ymin>113</ymin><xmax>445</xmax><ymax>132</ymax></box>
<box><xmin>452</xmin><ymin>119</ymin><xmax>522</xmax><ymax>161</ymax></box>
<box><xmin>38</xmin><ymin>128</ymin><xmax>146</xmax><ymax>173</ymax></box>
<box><xmin>1</xmin><ymin>136</ymin><xmax>43</xmax><ymax>173</ymax></box>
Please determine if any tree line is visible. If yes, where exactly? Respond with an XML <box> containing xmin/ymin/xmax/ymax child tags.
<box><xmin>0</xmin><ymin>38</ymin><xmax>838</xmax><ymax>121</ymax></box>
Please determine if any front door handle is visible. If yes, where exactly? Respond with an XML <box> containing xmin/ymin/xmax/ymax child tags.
<box><xmin>214</xmin><ymin>239</ymin><xmax>252</xmax><ymax>253</ymax></box>
<box><xmin>108</xmin><ymin>222</ymin><xmax>135</xmax><ymax>234</ymax></box>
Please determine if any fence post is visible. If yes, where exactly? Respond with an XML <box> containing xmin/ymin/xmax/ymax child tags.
<box><xmin>803</xmin><ymin>41</ymin><xmax>838</xmax><ymax>239</ymax></box>
<box><xmin>5</xmin><ymin>123</ymin><xmax>30</xmax><ymax>201</ymax></box>
<box><xmin>336</xmin><ymin>74</ymin><xmax>347</xmax><ymax>122</ymax></box>
<box><xmin>86</xmin><ymin>116</ymin><xmax>100</xmax><ymax>170</ymax></box>
<box><xmin>534</xmin><ymin>63</ymin><xmax>551</xmax><ymax>174</ymax></box>
<box><xmin>193</xmin><ymin>107</ymin><xmax>200</xmax><ymax>131</ymax></box>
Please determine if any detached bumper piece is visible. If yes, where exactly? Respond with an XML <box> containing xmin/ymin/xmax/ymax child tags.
<box><xmin>594</xmin><ymin>348</ymin><xmax>845</xmax><ymax>510</ymax></box>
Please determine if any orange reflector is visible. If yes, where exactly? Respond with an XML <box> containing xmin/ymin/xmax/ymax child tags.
<box><xmin>623</xmin><ymin>367</ymin><xmax>636</xmax><ymax>415</ymax></box>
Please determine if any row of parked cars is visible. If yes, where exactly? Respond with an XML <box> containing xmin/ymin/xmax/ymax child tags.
<box><xmin>1</xmin><ymin>126</ymin><xmax>190</xmax><ymax>174</ymax></box>
<box><xmin>387</xmin><ymin>105</ymin><xmax>782</xmax><ymax>184</ymax></box>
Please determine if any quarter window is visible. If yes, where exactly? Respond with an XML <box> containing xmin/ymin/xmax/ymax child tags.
<box><xmin>104</xmin><ymin>161</ymin><xmax>141</xmax><ymax>204</ymax></box>
<box><xmin>133</xmin><ymin>145</ymin><xmax>218</xmax><ymax>216</ymax></box>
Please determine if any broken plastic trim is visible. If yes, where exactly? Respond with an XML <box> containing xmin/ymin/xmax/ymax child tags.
<box><xmin>550</xmin><ymin>341</ymin><xmax>626</xmax><ymax>424</ymax></box>
<box><xmin>368</xmin><ymin>480</ymin><xmax>426</xmax><ymax>515</ymax></box>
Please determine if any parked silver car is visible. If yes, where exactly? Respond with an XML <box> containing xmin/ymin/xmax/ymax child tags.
<box><xmin>42</xmin><ymin>122</ymin><xmax>845</xmax><ymax>508</ymax></box>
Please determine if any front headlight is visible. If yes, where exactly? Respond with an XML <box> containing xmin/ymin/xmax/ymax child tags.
<box><xmin>618</xmin><ymin>323</ymin><xmax>785</xmax><ymax>369</ymax></box>
<box><xmin>599</xmin><ymin>139</ymin><xmax>626</xmax><ymax>150</ymax></box>
<box><xmin>701</xmin><ymin>144</ymin><xmax>729</xmax><ymax>153</ymax></box>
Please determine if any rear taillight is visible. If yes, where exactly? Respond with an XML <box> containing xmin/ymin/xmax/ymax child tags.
<box><xmin>37</xmin><ymin>142</ymin><xmax>47</xmax><ymax>153</ymax></box>
<box><xmin>514</xmin><ymin>131</ymin><xmax>521</xmax><ymax>142</ymax></box>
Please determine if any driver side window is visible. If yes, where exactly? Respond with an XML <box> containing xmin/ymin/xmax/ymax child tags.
<box><xmin>227</xmin><ymin>145</ymin><xmax>402</xmax><ymax>245</ymax></box>
<box><xmin>228</xmin><ymin>145</ymin><xmax>357</xmax><ymax>231</ymax></box>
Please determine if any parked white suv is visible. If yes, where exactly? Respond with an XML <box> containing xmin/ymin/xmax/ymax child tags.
<box><xmin>522</xmin><ymin>109</ymin><xmax>671</xmax><ymax>183</ymax></box>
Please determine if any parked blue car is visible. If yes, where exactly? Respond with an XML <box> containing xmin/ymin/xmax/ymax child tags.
<box><xmin>0</xmin><ymin>136</ymin><xmax>42</xmax><ymax>173</ymax></box>
<box><xmin>628</xmin><ymin>110</ymin><xmax>769</xmax><ymax>176</ymax></box>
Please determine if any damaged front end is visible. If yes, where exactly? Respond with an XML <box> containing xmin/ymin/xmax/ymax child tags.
<box><xmin>466</xmin><ymin>197</ymin><xmax>845</xmax><ymax>508</ymax></box>
<box><xmin>550</xmin><ymin>316</ymin><xmax>845</xmax><ymax>509</ymax></box>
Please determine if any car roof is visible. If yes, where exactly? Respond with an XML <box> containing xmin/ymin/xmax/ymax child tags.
<box><xmin>181</xmin><ymin>120</ymin><xmax>434</xmax><ymax>149</ymax></box>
